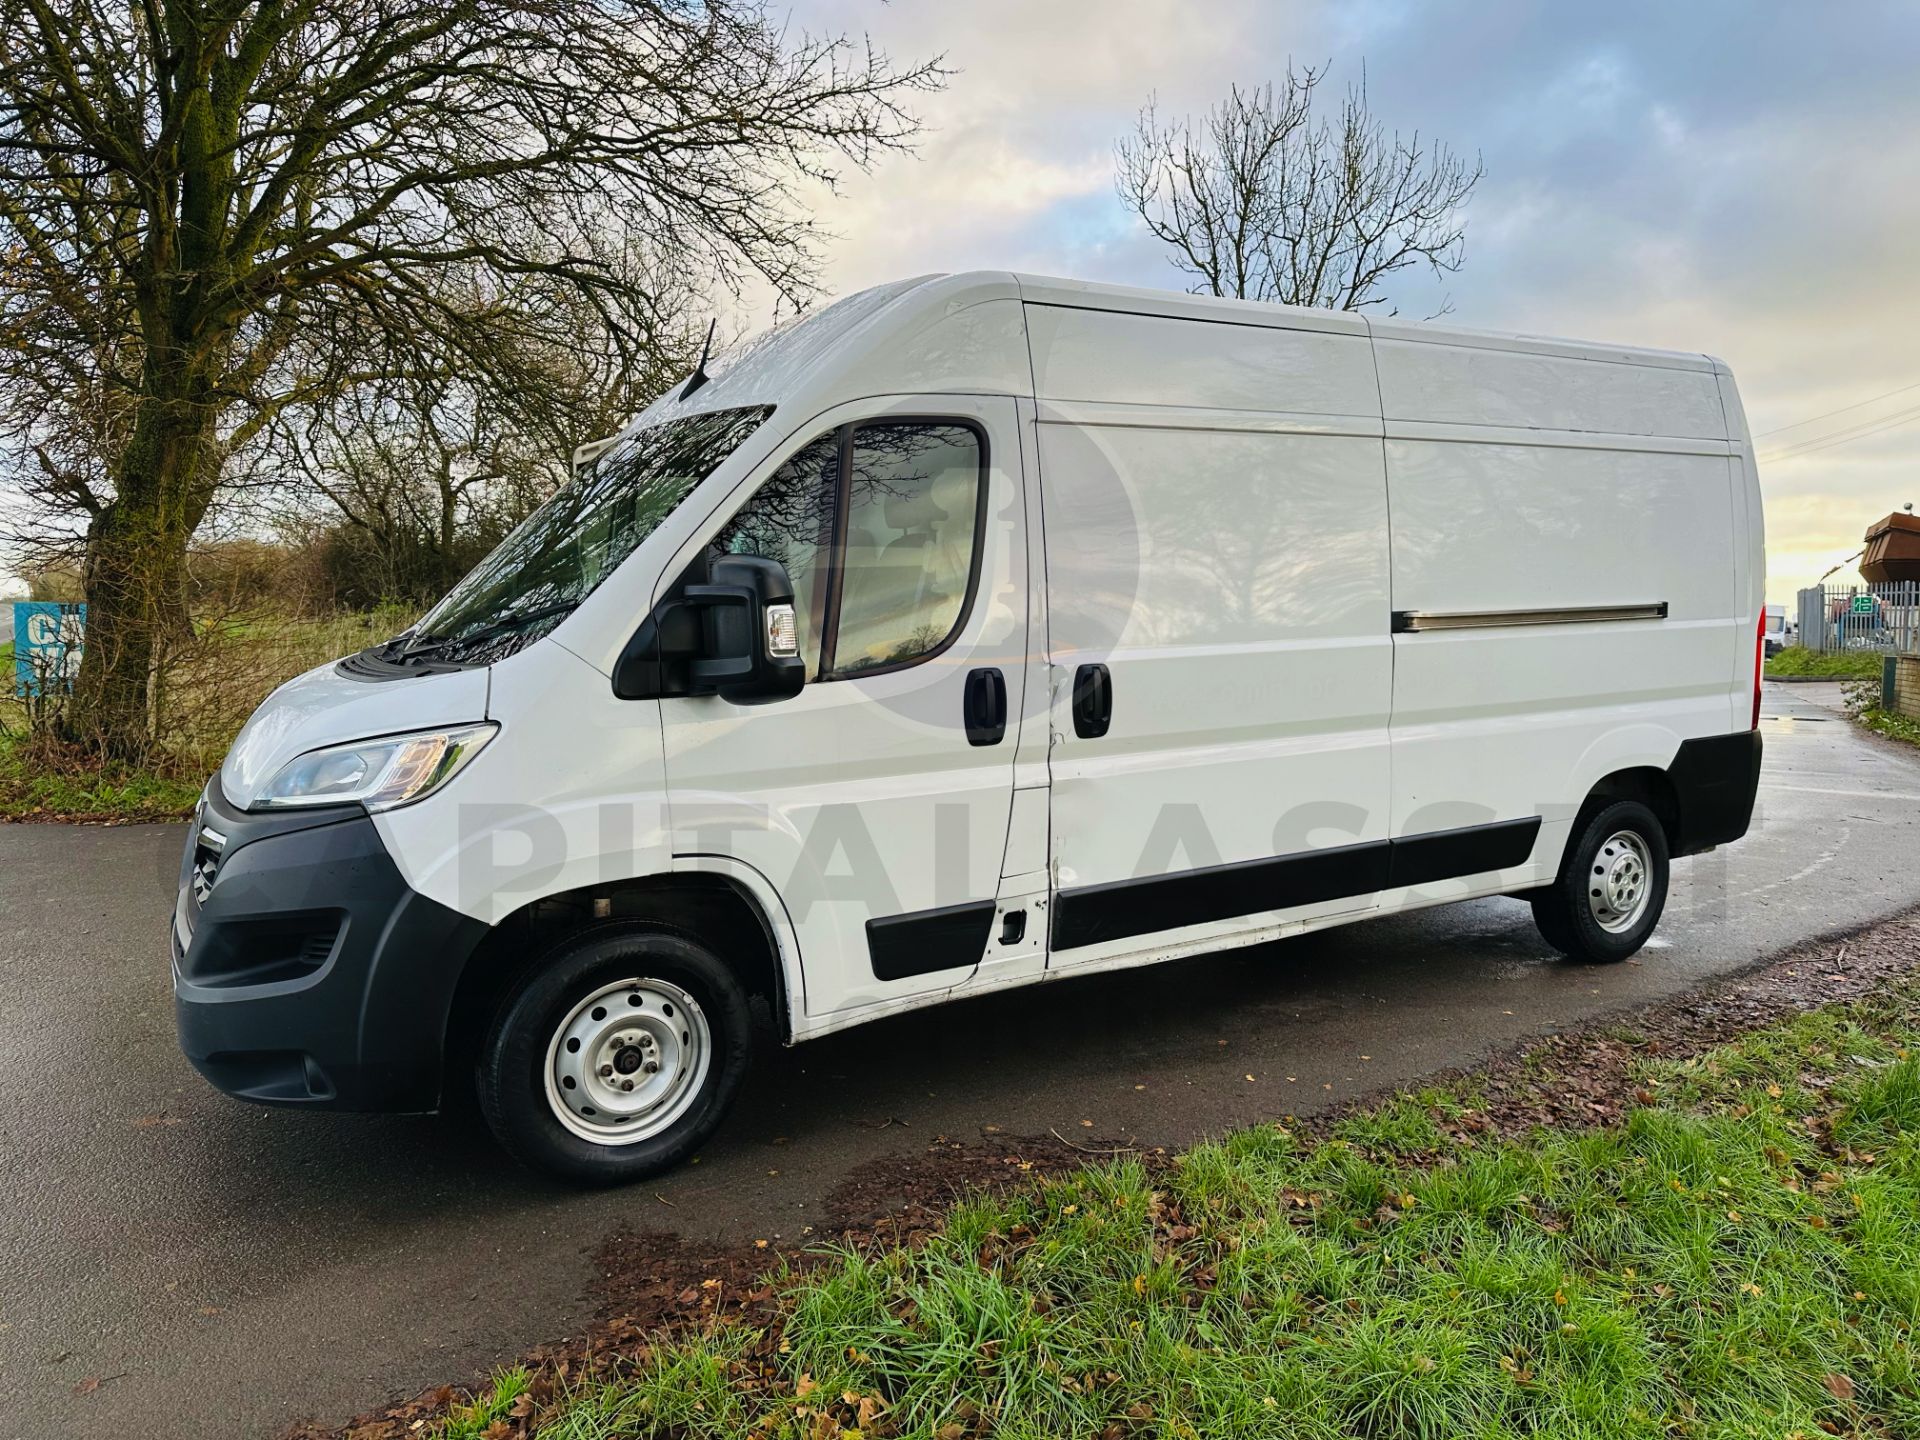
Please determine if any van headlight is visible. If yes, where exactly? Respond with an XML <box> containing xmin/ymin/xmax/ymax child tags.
<box><xmin>253</xmin><ymin>724</ymin><xmax>498</xmax><ymax>812</ymax></box>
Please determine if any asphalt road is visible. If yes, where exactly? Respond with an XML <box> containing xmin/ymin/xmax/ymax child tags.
<box><xmin>3</xmin><ymin>682</ymin><xmax>1917</xmax><ymax>1440</ymax></box>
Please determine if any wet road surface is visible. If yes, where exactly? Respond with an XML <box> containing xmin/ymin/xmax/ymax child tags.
<box><xmin>2</xmin><ymin>683</ymin><xmax>1915</xmax><ymax>1439</ymax></box>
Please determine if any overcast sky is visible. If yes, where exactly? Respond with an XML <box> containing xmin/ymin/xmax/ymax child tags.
<box><xmin>4</xmin><ymin>4</ymin><xmax>1909</xmax><ymax>604</ymax></box>
<box><xmin>757</xmin><ymin>0</ymin><xmax>1920</xmax><ymax>604</ymax></box>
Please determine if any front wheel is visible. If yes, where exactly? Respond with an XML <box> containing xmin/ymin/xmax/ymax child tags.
<box><xmin>477</xmin><ymin>925</ymin><xmax>754</xmax><ymax>1184</ymax></box>
<box><xmin>1530</xmin><ymin>799</ymin><xmax>1669</xmax><ymax>964</ymax></box>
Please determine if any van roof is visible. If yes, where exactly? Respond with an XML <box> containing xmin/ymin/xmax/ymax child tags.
<box><xmin>620</xmin><ymin>268</ymin><xmax>1722</xmax><ymax>445</ymax></box>
<box><xmin>1000</xmin><ymin>271</ymin><xmax>1720</xmax><ymax>373</ymax></box>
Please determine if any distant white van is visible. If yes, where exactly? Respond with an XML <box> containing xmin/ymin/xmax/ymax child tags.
<box><xmin>174</xmin><ymin>273</ymin><xmax>1765</xmax><ymax>1181</ymax></box>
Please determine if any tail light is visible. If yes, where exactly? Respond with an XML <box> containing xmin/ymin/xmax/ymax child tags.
<box><xmin>1752</xmin><ymin>609</ymin><xmax>1765</xmax><ymax>729</ymax></box>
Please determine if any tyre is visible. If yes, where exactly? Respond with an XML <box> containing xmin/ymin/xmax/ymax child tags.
<box><xmin>1529</xmin><ymin>799</ymin><xmax>1669</xmax><ymax>964</ymax></box>
<box><xmin>477</xmin><ymin>924</ymin><xmax>753</xmax><ymax>1184</ymax></box>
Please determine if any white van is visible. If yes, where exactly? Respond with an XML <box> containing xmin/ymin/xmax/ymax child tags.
<box><xmin>174</xmin><ymin>273</ymin><xmax>1765</xmax><ymax>1181</ymax></box>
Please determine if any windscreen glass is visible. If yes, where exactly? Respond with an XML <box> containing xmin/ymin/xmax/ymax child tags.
<box><xmin>397</xmin><ymin>406</ymin><xmax>772</xmax><ymax>665</ymax></box>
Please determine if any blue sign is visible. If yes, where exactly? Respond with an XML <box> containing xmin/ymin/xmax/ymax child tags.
<box><xmin>13</xmin><ymin>601</ymin><xmax>86</xmax><ymax>697</ymax></box>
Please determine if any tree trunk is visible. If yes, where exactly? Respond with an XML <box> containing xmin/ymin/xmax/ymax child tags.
<box><xmin>66</xmin><ymin>388</ymin><xmax>215</xmax><ymax>762</ymax></box>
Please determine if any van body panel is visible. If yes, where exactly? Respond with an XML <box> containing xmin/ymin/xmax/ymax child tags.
<box><xmin>1370</xmin><ymin>325</ymin><xmax>1728</xmax><ymax>439</ymax></box>
<box><xmin>1714</xmin><ymin>358</ymin><xmax>1767</xmax><ymax>728</ymax></box>
<box><xmin>1024</xmin><ymin>301</ymin><xmax>1378</xmax><ymax>416</ymax></box>
<box><xmin>1030</xmin><ymin>301</ymin><xmax>1394</xmax><ymax>969</ymax></box>
<box><xmin>376</xmin><ymin>635</ymin><xmax>673</xmax><ymax>926</ymax></box>
<box><xmin>1379</xmin><ymin>328</ymin><xmax>1748</xmax><ymax>889</ymax></box>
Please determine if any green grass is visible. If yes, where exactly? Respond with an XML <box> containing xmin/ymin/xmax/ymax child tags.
<box><xmin>1765</xmin><ymin>645</ymin><xmax>1884</xmax><ymax>679</ymax></box>
<box><xmin>439</xmin><ymin>1367</ymin><xmax>532</xmax><ymax>1439</ymax></box>
<box><xmin>1854</xmin><ymin>705</ymin><xmax>1920</xmax><ymax>748</ymax></box>
<box><xmin>0</xmin><ymin>729</ymin><xmax>203</xmax><ymax>820</ymax></box>
<box><xmin>498</xmin><ymin>979</ymin><xmax>1920</xmax><ymax>1440</ymax></box>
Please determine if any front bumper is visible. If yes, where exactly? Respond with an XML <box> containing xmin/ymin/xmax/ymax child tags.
<box><xmin>172</xmin><ymin>782</ymin><xmax>487</xmax><ymax>1111</ymax></box>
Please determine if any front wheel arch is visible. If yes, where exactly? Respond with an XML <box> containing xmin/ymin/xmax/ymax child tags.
<box><xmin>439</xmin><ymin>872</ymin><xmax>794</xmax><ymax>1110</ymax></box>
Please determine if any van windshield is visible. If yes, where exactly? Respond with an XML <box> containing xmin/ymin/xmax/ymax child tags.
<box><xmin>395</xmin><ymin>405</ymin><xmax>773</xmax><ymax>665</ymax></box>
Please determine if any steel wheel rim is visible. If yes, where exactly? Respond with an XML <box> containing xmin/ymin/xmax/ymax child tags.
<box><xmin>542</xmin><ymin>978</ymin><xmax>711</xmax><ymax>1145</ymax></box>
<box><xmin>1587</xmin><ymin>830</ymin><xmax>1653</xmax><ymax>934</ymax></box>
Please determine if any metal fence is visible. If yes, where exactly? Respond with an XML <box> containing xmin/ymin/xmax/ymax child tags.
<box><xmin>1796</xmin><ymin>581</ymin><xmax>1920</xmax><ymax>653</ymax></box>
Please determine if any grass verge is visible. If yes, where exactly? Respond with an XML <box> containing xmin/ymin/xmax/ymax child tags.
<box><xmin>1852</xmin><ymin>706</ymin><xmax>1920</xmax><ymax>749</ymax></box>
<box><xmin>0</xmin><ymin>606</ymin><xmax>409</xmax><ymax>821</ymax></box>
<box><xmin>0</xmin><ymin>729</ymin><xmax>202</xmax><ymax>821</ymax></box>
<box><xmin>1765</xmin><ymin>646</ymin><xmax>1884</xmax><ymax>680</ymax></box>
<box><xmin>397</xmin><ymin>949</ymin><xmax>1920</xmax><ymax>1440</ymax></box>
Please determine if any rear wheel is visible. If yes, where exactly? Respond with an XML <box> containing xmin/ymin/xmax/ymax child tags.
<box><xmin>477</xmin><ymin>925</ymin><xmax>753</xmax><ymax>1183</ymax></box>
<box><xmin>1530</xmin><ymin>799</ymin><xmax>1669</xmax><ymax>964</ymax></box>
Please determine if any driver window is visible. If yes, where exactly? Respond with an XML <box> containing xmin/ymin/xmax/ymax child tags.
<box><xmin>710</xmin><ymin>432</ymin><xmax>839</xmax><ymax>680</ymax></box>
<box><xmin>709</xmin><ymin>419</ymin><xmax>984</xmax><ymax>683</ymax></box>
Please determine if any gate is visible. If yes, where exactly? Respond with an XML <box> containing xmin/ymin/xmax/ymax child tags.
<box><xmin>1795</xmin><ymin>581</ymin><xmax>1920</xmax><ymax>653</ymax></box>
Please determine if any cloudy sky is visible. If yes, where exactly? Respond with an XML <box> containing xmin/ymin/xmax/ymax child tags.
<box><xmin>756</xmin><ymin>0</ymin><xmax>1920</xmax><ymax>604</ymax></box>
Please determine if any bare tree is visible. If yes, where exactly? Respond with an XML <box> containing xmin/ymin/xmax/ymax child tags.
<box><xmin>261</xmin><ymin>255</ymin><xmax>701</xmax><ymax>607</ymax></box>
<box><xmin>0</xmin><ymin>0</ymin><xmax>943</xmax><ymax>759</ymax></box>
<box><xmin>1116</xmin><ymin>64</ymin><xmax>1482</xmax><ymax>314</ymax></box>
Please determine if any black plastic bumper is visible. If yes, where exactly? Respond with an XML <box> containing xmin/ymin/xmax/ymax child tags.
<box><xmin>172</xmin><ymin>781</ymin><xmax>488</xmax><ymax>1112</ymax></box>
<box><xmin>1667</xmin><ymin>728</ymin><xmax>1763</xmax><ymax>856</ymax></box>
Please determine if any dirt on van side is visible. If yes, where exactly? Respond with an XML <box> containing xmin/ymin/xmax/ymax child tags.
<box><xmin>278</xmin><ymin>905</ymin><xmax>1920</xmax><ymax>1440</ymax></box>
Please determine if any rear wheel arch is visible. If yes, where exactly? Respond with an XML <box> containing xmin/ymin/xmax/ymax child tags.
<box><xmin>1583</xmin><ymin>766</ymin><xmax>1680</xmax><ymax>845</ymax></box>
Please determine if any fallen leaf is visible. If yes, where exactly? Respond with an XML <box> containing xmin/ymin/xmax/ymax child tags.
<box><xmin>1824</xmin><ymin>1372</ymin><xmax>1855</xmax><ymax>1400</ymax></box>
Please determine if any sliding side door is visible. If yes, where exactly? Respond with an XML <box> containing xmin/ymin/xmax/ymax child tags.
<box><xmin>1026</xmin><ymin>298</ymin><xmax>1396</xmax><ymax>969</ymax></box>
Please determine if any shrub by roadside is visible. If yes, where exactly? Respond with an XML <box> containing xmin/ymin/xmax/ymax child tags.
<box><xmin>292</xmin><ymin>913</ymin><xmax>1920</xmax><ymax>1440</ymax></box>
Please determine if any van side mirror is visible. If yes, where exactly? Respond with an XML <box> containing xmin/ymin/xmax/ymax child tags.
<box><xmin>613</xmin><ymin>554</ymin><xmax>807</xmax><ymax>704</ymax></box>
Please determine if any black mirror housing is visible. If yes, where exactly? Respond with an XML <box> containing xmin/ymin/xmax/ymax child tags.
<box><xmin>614</xmin><ymin>553</ymin><xmax>806</xmax><ymax>704</ymax></box>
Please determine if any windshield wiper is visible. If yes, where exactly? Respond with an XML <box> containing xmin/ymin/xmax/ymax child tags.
<box><xmin>398</xmin><ymin>600</ymin><xmax>579</xmax><ymax>660</ymax></box>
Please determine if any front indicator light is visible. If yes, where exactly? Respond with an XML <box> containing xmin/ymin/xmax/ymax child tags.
<box><xmin>765</xmin><ymin>602</ymin><xmax>800</xmax><ymax>659</ymax></box>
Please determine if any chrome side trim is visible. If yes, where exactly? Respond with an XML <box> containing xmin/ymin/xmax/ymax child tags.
<box><xmin>199</xmin><ymin>825</ymin><xmax>228</xmax><ymax>852</ymax></box>
<box><xmin>1392</xmin><ymin>602</ymin><xmax>1669</xmax><ymax>634</ymax></box>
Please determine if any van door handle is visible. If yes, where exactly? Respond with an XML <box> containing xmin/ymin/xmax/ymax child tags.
<box><xmin>1072</xmin><ymin>662</ymin><xmax>1112</xmax><ymax>738</ymax></box>
<box><xmin>964</xmin><ymin>667</ymin><xmax>1007</xmax><ymax>746</ymax></box>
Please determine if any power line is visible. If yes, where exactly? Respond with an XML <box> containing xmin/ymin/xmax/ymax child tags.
<box><xmin>1752</xmin><ymin>379</ymin><xmax>1920</xmax><ymax>439</ymax></box>
<box><xmin>1761</xmin><ymin>403</ymin><xmax>1918</xmax><ymax>461</ymax></box>
<box><xmin>1759</xmin><ymin>404</ymin><xmax>1920</xmax><ymax>465</ymax></box>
